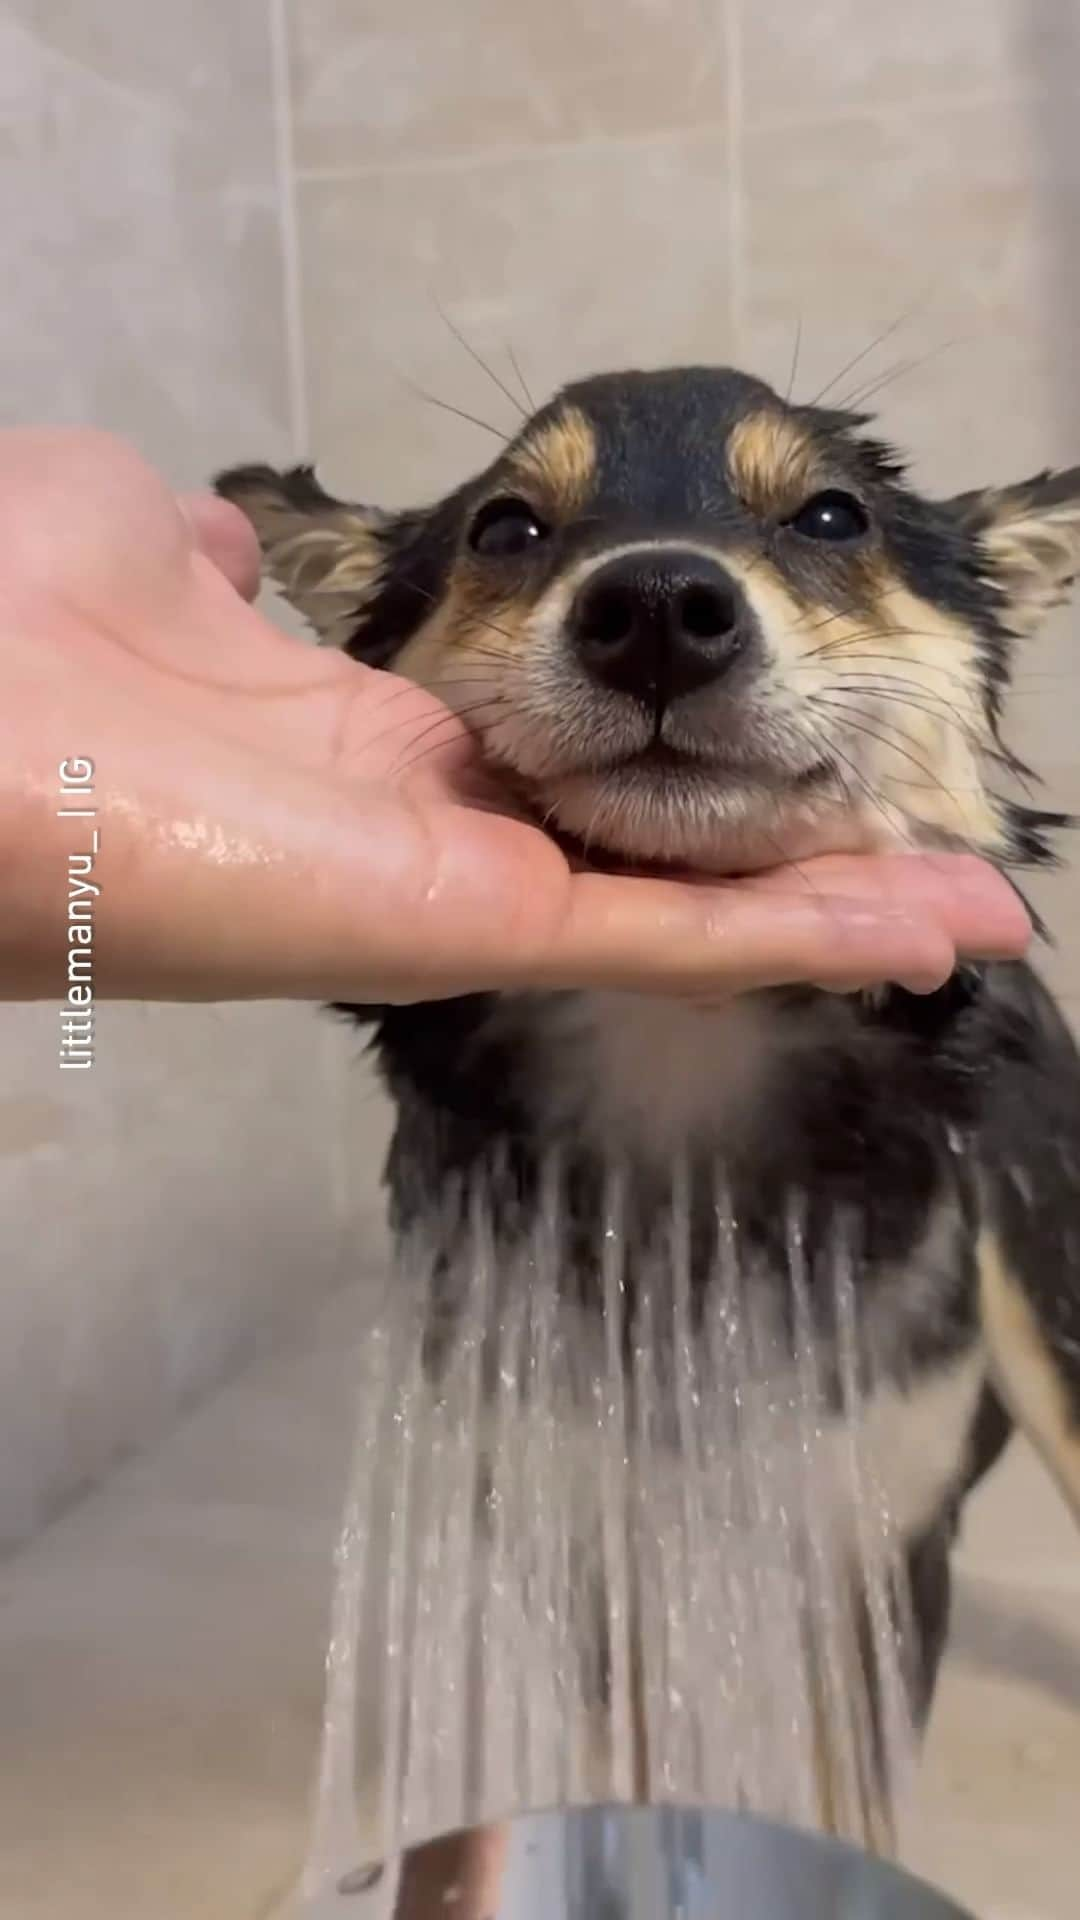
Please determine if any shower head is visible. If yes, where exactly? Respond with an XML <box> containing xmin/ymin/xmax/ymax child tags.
<box><xmin>324</xmin><ymin>1804</ymin><xmax>975</xmax><ymax>1919</ymax></box>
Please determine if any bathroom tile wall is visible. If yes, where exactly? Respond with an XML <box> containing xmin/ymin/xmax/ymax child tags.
<box><xmin>0</xmin><ymin>0</ymin><xmax>383</xmax><ymax>1550</ymax></box>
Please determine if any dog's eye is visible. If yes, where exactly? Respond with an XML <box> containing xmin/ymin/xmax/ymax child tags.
<box><xmin>468</xmin><ymin>496</ymin><xmax>550</xmax><ymax>558</ymax></box>
<box><xmin>787</xmin><ymin>490</ymin><xmax>869</xmax><ymax>542</ymax></box>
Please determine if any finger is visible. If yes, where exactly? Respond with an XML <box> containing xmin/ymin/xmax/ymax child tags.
<box><xmin>180</xmin><ymin>494</ymin><xmax>262</xmax><ymax>601</ymax></box>
<box><xmin>504</xmin><ymin>854</ymin><xmax>1030</xmax><ymax>1001</ymax></box>
<box><xmin>0</xmin><ymin>428</ymin><xmax>263</xmax><ymax>615</ymax></box>
<box><xmin>737</xmin><ymin>853</ymin><xmax>1031</xmax><ymax>963</ymax></box>
<box><xmin>1</xmin><ymin>427</ymin><xmax>193</xmax><ymax>617</ymax></box>
<box><xmin>534</xmin><ymin>873</ymin><xmax>962</xmax><ymax>998</ymax></box>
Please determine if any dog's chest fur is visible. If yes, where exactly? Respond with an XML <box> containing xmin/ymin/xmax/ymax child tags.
<box><xmin>519</xmin><ymin>990</ymin><xmax>818</xmax><ymax>1157</ymax></box>
<box><xmin>510</xmin><ymin>989</ymin><xmax>984</xmax><ymax>1542</ymax></box>
<box><xmin>372</xmin><ymin>980</ymin><xmax>993</xmax><ymax>1550</ymax></box>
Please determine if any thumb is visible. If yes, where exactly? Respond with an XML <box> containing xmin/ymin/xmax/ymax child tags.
<box><xmin>180</xmin><ymin>494</ymin><xmax>262</xmax><ymax>602</ymax></box>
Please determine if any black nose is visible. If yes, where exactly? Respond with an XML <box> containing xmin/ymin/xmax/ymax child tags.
<box><xmin>570</xmin><ymin>549</ymin><xmax>746</xmax><ymax>703</ymax></box>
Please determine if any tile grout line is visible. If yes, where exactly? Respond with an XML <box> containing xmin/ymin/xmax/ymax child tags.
<box><xmin>293</xmin><ymin>118</ymin><xmax>732</xmax><ymax>185</ymax></box>
<box><xmin>722</xmin><ymin>0</ymin><xmax>745</xmax><ymax>361</ymax></box>
<box><xmin>269</xmin><ymin>0</ymin><xmax>310</xmax><ymax>458</ymax></box>
<box><xmin>268</xmin><ymin>0</ymin><xmax>358</xmax><ymax>1254</ymax></box>
<box><xmin>285</xmin><ymin>82</ymin><xmax>1064</xmax><ymax>189</ymax></box>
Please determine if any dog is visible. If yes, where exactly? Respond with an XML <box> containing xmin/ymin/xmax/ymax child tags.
<box><xmin>218</xmin><ymin>364</ymin><xmax>1080</xmax><ymax>1819</ymax></box>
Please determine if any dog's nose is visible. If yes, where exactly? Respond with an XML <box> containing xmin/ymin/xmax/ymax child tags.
<box><xmin>570</xmin><ymin>549</ymin><xmax>747</xmax><ymax>703</ymax></box>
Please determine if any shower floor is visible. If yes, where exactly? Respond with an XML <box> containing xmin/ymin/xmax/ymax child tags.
<box><xmin>0</xmin><ymin>1285</ymin><xmax>1075</xmax><ymax>1920</ymax></box>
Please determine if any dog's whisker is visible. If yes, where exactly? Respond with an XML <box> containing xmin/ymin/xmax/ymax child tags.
<box><xmin>795</xmin><ymin>649</ymin><xmax>977</xmax><ymax>693</ymax></box>
<box><xmin>400</xmin><ymin>373</ymin><xmax>511</xmax><ymax>443</ymax></box>
<box><xmin>400</xmin><ymin>578</ymin><xmax>523</xmax><ymax>651</ymax></box>
<box><xmin>810</xmin><ymin>700</ymin><xmax>975</xmax><ymax>824</ymax></box>
<box><xmin>804</xmin><ymin>293</ymin><xmax>930</xmax><ymax>409</ymax></box>
<box><xmin>833</xmin><ymin>338</ymin><xmax>963</xmax><ymax>418</ymax></box>
<box><xmin>814</xmin><ymin>686</ymin><xmax>980</xmax><ymax>755</ymax></box>
<box><xmin>432</xmin><ymin>290</ymin><xmax>529</xmax><ymax>421</ymax></box>
<box><xmin>505</xmin><ymin>340</ymin><xmax>536</xmax><ymax>413</ymax></box>
<box><xmin>816</xmin><ymin>679</ymin><xmax>981</xmax><ymax>742</ymax></box>
<box><xmin>784</xmin><ymin>315</ymin><xmax>804</xmax><ymax>408</ymax></box>
<box><xmin>820</xmin><ymin>693</ymin><xmax>979</xmax><ymax>755</ymax></box>
<box><xmin>796</xmin><ymin>637</ymin><xmax>980</xmax><ymax>693</ymax></box>
<box><xmin>808</xmin><ymin>720</ymin><xmax>920</xmax><ymax>851</ymax></box>
<box><xmin>388</xmin><ymin>701</ymin><xmax>510</xmax><ymax>779</ymax></box>
<box><xmin>812</xmin><ymin>666</ymin><xmax>959</xmax><ymax>701</ymax></box>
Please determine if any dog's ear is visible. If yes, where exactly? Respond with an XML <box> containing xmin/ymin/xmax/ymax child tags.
<box><xmin>949</xmin><ymin>466</ymin><xmax>1080</xmax><ymax>637</ymax></box>
<box><xmin>214</xmin><ymin>463</ymin><xmax>447</xmax><ymax>664</ymax></box>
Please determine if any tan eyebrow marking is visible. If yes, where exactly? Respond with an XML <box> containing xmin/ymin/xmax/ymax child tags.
<box><xmin>506</xmin><ymin>406</ymin><xmax>596</xmax><ymax>516</ymax></box>
<box><xmin>727</xmin><ymin>409</ymin><xmax>822</xmax><ymax>518</ymax></box>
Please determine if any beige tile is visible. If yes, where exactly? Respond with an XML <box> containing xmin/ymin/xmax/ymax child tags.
<box><xmin>1022</xmin><ymin>868</ymin><xmax>1080</xmax><ymax>1003</ymax></box>
<box><xmin>948</xmin><ymin>1569</ymin><xmax>1080</xmax><ymax>1716</ymax></box>
<box><xmin>0</xmin><ymin>1292</ymin><xmax>367</xmax><ymax>1919</ymax></box>
<box><xmin>0</xmin><ymin>0</ymin><xmax>293</xmax><ymax>482</ymax></box>
<box><xmin>286</xmin><ymin>0</ymin><xmax>728</xmax><ymax>171</ymax></box>
<box><xmin>296</xmin><ymin>134</ymin><xmax>734</xmax><ymax>503</ymax></box>
<box><xmin>902</xmin><ymin>1444</ymin><xmax>1080</xmax><ymax>1914</ymax></box>
<box><xmin>906</xmin><ymin>1571</ymin><xmax>1080</xmax><ymax>1919</ymax></box>
<box><xmin>1056</xmin><ymin>999</ymin><xmax>1080</xmax><ymax>1044</ymax></box>
<box><xmin>0</xmin><ymin>1003</ymin><xmax>353</xmax><ymax>1552</ymax></box>
<box><xmin>1001</xmin><ymin>733</ymin><xmax>1078</xmax><ymax>995</ymax></box>
<box><xmin>339</xmin><ymin>1041</ymin><xmax>395</xmax><ymax>1240</ymax></box>
<box><xmin>1009</xmin><ymin>867</ymin><xmax>1077</xmax><ymax>1001</ymax></box>
<box><xmin>739</xmin><ymin>95</ymin><xmax>1080</xmax><ymax>495</ymax></box>
<box><xmin>741</xmin><ymin>1</ymin><xmax>1079</xmax><ymax>123</ymax></box>
<box><xmin>958</xmin><ymin>1440</ymin><xmax>1079</xmax><ymax>1594</ymax></box>
<box><xmin>1008</xmin><ymin>599</ymin><xmax>1080</xmax><ymax>778</ymax></box>
<box><xmin>906</xmin><ymin>1808</ymin><xmax>1073</xmax><ymax>1920</ymax></box>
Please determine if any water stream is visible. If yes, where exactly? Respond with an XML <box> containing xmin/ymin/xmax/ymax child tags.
<box><xmin>296</xmin><ymin>1165</ymin><xmax>917</xmax><ymax>1910</ymax></box>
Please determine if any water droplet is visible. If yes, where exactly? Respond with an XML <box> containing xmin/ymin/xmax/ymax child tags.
<box><xmin>337</xmin><ymin>1863</ymin><xmax>383</xmax><ymax>1895</ymax></box>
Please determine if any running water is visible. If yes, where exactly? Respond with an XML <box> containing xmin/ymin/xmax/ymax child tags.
<box><xmin>297</xmin><ymin>1162</ymin><xmax>917</xmax><ymax>1910</ymax></box>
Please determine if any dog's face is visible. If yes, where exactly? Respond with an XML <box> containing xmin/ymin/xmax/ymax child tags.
<box><xmin>219</xmin><ymin>366</ymin><xmax>1080</xmax><ymax>873</ymax></box>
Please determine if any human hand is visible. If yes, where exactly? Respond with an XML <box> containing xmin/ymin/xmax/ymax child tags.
<box><xmin>0</xmin><ymin>430</ymin><xmax>1029</xmax><ymax>1007</ymax></box>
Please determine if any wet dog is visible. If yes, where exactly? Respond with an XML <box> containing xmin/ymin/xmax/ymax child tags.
<box><xmin>219</xmin><ymin>365</ymin><xmax>1080</xmax><ymax>1809</ymax></box>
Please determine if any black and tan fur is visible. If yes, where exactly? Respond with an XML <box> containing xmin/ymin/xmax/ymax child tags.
<box><xmin>218</xmin><ymin>366</ymin><xmax>1080</xmax><ymax>1816</ymax></box>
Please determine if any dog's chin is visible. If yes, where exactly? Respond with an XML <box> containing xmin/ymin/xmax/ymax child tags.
<box><xmin>533</xmin><ymin>760</ymin><xmax>868</xmax><ymax>876</ymax></box>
